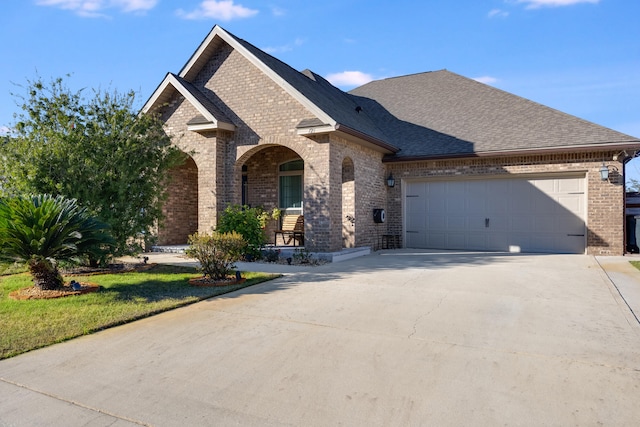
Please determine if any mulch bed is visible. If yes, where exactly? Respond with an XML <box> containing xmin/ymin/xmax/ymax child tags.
<box><xmin>9</xmin><ymin>282</ymin><xmax>101</xmax><ymax>300</ymax></box>
<box><xmin>8</xmin><ymin>262</ymin><xmax>154</xmax><ymax>300</ymax></box>
<box><xmin>188</xmin><ymin>277</ymin><xmax>247</xmax><ymax>287</ymax></box>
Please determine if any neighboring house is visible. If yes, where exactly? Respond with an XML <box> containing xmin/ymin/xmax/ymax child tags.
<box><xmin>143</xmin><ymin>25</ymin><xmax>639</xmax><ymax>255</ymax></box>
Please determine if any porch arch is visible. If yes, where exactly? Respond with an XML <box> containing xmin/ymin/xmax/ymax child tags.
<box><xmin>342</xmin><ymin>157</ymin><xmax>355</xmax><ymax>248</ymax></box>
<box><xmin>236</xmin><ymin>144</ymin><xmax>305</xmax><ymax>244</ymax></box>
<box><xmin>158</xmin><ymin>153</ymin><xmax>198</xmax><ymax>245</ymax></box>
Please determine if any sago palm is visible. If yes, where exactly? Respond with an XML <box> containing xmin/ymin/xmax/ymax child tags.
<box><xmin>0</xmin><ymin>194</ymin><xmax>113</xmax><ymax>290</ymax></box>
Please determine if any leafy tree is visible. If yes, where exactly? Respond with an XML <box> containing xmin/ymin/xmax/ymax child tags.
<box><xmin>0</xmin><ymin>75</ymin><xmax>184</xmax><ymax>256</ymax></box>
<box><xmin>0</xmin><ymin>194</ymin><xmax>114</xmax><ymax>290</ymax></box>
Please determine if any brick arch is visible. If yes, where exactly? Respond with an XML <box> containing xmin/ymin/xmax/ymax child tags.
<box><xmin>236</xmin><ymin>144</ymin><xmax>306</xmax><ymax>244</ymax></box>
<box><xmin>158</xmin><ymin>153</ymin><xmax>198</xmax><ymax>245</ymax></box>
<box><xmin>236</xmin><ymin>143</ymin><xmax>304</xmax><ymax>171</ymax></box>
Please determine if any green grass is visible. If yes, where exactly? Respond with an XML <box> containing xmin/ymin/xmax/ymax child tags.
<box><xmin>0</xmin><ymin>261</ymin><xmax>28</xmax><ymax>276</ymax></box>
<box><xmin>630</xmin><ymin>261</ymin><xmax>640</xmax><ymax>271</ymax></box>
<box><xmin>0</xmin><ymin>265</ymin><xmax>280</xmax><ymax>359</ymax></box>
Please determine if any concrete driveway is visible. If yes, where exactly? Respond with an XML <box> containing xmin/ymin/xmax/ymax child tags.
<box><xmin>1</xmin><ymin>251</ymin><xmax>639</xmax><ymax>426</ymax></box>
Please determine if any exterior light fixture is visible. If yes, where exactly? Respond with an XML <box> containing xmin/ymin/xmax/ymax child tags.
<box><xmin>386</xmin><ymin>173</ymin><xmax>395</xmax><ymax>188</ymax></box>
<box><xmin>599</xmin><ymin>163</ymin><xmax>610</xmax><ymax>181</ymax></box>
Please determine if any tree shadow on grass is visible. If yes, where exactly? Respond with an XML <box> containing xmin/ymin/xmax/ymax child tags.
<box><xmin>68</xmin><ymin>264</ymin><xmax>285</xmax><ymax>304</ymax></box>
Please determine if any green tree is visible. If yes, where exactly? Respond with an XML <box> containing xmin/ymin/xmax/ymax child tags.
<box><xmin>0</xmin><ymin>194</ymin><xmax>114</xmax><ymax>290</ymax></box>
<box><xmin>0</xmin><ymin>75</ymin><xmax>184</xmax><ymax>256</ymax></box>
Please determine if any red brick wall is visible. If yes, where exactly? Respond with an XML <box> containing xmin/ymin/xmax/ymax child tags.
<box><xmin>159</xmin><ymin>155</ymin><xmax>198</xmax><ymax>244</ymax></box>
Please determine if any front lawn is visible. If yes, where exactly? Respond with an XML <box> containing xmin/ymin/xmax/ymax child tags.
<box><xmin>0</xmin><ymin>265</ymin><xmax>280</xmax><ymax>359</ymax></box>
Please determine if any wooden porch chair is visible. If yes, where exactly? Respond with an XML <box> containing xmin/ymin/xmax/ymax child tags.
<box><xmin>274</xmin><ymin>215</ymin><xmax>304</xmax><ymax>246</ymax></box>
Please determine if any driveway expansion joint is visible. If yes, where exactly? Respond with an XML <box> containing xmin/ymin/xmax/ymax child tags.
<box><xmin>0</xmin><ymin>377</ymin><xmax>151</xmax><ymax>426</ymax></box>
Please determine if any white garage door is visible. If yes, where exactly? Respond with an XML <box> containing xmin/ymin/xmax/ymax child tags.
<box><xmin>404</xmin><ymin>176</ymin><xmax>586</xmax><ymax>254</ymax></box>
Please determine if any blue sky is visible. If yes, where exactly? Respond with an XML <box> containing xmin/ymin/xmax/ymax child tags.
<box><xmin>1</xmin><ymin>0</ymin><xmax>639</xmax><ymax>179</ymax></box>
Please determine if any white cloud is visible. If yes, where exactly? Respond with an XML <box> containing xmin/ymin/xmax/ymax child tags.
<box><xmin>36</xmin><ymin>0</ymin><xmax>157</xmax><ymax>17</ymax></box>
<box><xmin>326</xmin><ymin>71</ymin><xmax>374</xmax><ymax>87</ymax></box>
<box><xmin>488</xmin><ymin>8</ymin><xmax>509</xmax><ymax>18</ymax></box>
<box><xmin>0</xmin><ymin>126</ymin><xmax>11</xmax><ymax>136</ymax></box>
<box><xmin>271</xmin><ymin>6</ymin><xmax>286</xmax><ymax>16</ymax></box>
<box><xmin>176</xmin><ymin>1</ymin><xmax>258</xmax><ymax>21</ymax></box>
<box><xmin>516</xmin><ymin>0</ymin><xmax>599</xmax><ymax>9</ymax></box>
<box><xmin>263</xmin><ymin>38</ymin><xmax>305</xmax><ymax>54</ymax></box>
<box><xmin>112</xmin><ymin>0</ymin><xmax>157</xmax><ymax>12</ymax></box>
<box><xmin>473</xmin><ymin>76</ymin><xmax>499</xmax><ymax>85</ymax></box>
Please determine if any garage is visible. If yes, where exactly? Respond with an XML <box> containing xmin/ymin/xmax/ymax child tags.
<box><xmin>404</xmin><ymin>176</ymin><xmax>586</xmax><ymax>253</ymax></box>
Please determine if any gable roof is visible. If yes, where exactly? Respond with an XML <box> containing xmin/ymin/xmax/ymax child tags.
<box><xmin>144</xmin><ymin>25</ymin><xmax>398</xmax><ymax>153</ymax></box>
<box><xmin>142</xmin><ymin>73</ymin><xmax>234</xmax><ymax>132</ymax></box>
<box><xmin>144</xmin><ymin>25</ymin><xmax>638</xmax><ymax>160</ymax></box>
<box><xmin>225</xmin><ymin>35</ymin><xmax>394</xmax><ymax>148</ymax></box>
<box><xmin>349</xmin><ymin>70</ymin><xmax>639</xmax><ymax>160</ymax></box>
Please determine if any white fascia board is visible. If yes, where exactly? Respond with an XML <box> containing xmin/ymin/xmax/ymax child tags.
<box><xmin>188</xmin><ymin>121</ymin><xmax>235</xmax><ymax>132</ymax></box>
<box><xmin>179</xmin><ymin>25</ymin><xmax>336</xmax><ymax>129</ymax></box>
<box><xmin>296</xmin><ymin>124</ymin><xmax>335</xmax><ymax>136</ymax></box>
<box><xmin>141</xmin><ymin>73</ymin><xmax>172</xmax><ymax>114</ymax></box>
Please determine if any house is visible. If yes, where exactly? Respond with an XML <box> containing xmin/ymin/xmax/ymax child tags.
<box><xmin>142</xmin><ymin>25</ymin><xmax>640</xmax><ymax>256</ymax></box>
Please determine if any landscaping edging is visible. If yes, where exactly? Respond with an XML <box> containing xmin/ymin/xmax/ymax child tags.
<box><xmin>188</xmin><ymin>277</ymin><xmax>247</xmax><ymax>287</ymax></box>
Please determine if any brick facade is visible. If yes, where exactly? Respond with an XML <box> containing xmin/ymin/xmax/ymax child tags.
<box><xmin>159</xmin><ymin>155</ymin><xmax>198</xmax><ymax>245</ymax></box>
<box><xmin>154</xmin><ymin>35</ymin><xmax>628</xmax><ymax>256</ymax></box>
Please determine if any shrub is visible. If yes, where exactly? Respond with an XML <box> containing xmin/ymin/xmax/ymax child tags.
<box><xmin>0</xmin><ymin>194</ymin><xmax>114</xmax><ymax>289</ymax></box>
<box><xmin>185</xmin><ymin>231</ymin><xmax>246</xmax><ymax>281</ymax></box>
<box><xmin>293</xmin><ymin>247</ymin><xmax>314</xmax><ymax>264</ymax></box>
<box><xmin>216</xmin><ymin>205</ymin><xmax>273</xmax><ymax>259</ymax></box>
<box><xmin>262</xmin><ymin>248</ymin><xmax>281</xmax><ymax>263</ymax></box>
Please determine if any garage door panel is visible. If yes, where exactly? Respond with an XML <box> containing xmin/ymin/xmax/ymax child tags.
<box><xmin>558</xmin><ymin>195</ymin><xmax>584</xmax><ymax>215</ymax></box>
<box><xmin>447</xmin><ymin>197</ymin><xmax>465</xmax><ymax>212</ymax></box>
<box><xmin>405</xmin><ymin>231</ymin><xmax>424</xmax><ymax>248</ymax></box>
<box><xmin>447</xmin><ymin>215</ymin><xmax>466</xmax><ymax>230</ymax></box>
<box><xmin>428</xmin><ymin>215</ymin><xmax>446</xmax><ymax>229</ymax></box>
<box><xmin>406</xmin><ymin>196</ymin><xmax>424</xmax><ymax>215</ymax></box>
<box><xmin>468</xmin><ymin>216</ymin><xmax>487</xmax><ymax>232</ymax></box>
<box><xmin>508</xmin><ymin>191</ymin><xmax>532</xmax><ymax>214</ymax></box>
<box><xmin>427</xmin><ymin>232</ymin><xmax>446</xmax><ymax>248</ymax></box>
<box><xmin>466</xmin><ymin>232</ymin><xmax>487</xmax><ymax>250</ymax></box>
<box><xmin>405</xmin><ymin>176</ymin><xmax>586</xmax><ymax>254</ymax></box>
<box><xmin>557</xmin><ymin>178</ymin><xmax>583</xmax><ymax>193</ymax></box>
<box><xmin>529</xmin><ymin>234</ymin><xmax>556</xmax><ymax>253</ymax></box>
<box><xmin>447</xmin><ymin>232</ymin><xmax>467</xmax><ymax>249</ymax></box>
<box><xmin>532</xmin><ymin>179</ymin><xmax>556</xmax><ymax>193</ymax></box>
<box><xmin>487</xmin><ymin>232</ymin><xmax>509</xmax><ymax>251</ymax></box>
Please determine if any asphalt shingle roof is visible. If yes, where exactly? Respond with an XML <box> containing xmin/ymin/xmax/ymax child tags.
<box><xmin>172</xmin><ymin>73</ymin><xmax>233</xmax><ymax>125</ymax></box>
<box><xmin>172</xmin><ymin>26</ymin><xmax>638</xmax><ymax>160</ymax></box>
<box><xmin>349</xmin><ymin>70</ymin><xmax>638</xmax><ymax>158</ymax></box>
<box><xmin>226</xmin><ymin>32</ymin><xmax>391</xmax><ymax>144</ymax></box>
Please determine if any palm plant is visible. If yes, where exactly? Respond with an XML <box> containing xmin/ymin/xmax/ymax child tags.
<box><xmin>0</xmin><ymin>194</ymin><xmax>114</xmax><ymax>290</ymax></box>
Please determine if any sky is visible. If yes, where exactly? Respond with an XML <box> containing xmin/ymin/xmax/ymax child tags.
<box><xmin>1</xmin><ymin>0</ymin><xmax>639</xmax><ymax>180</ymax></box>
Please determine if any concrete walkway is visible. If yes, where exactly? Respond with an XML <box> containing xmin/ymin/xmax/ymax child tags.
<box><xmin>1</xmin><ymin>251</ymin><xmax>639</xmax><ymax>426</ymax></box>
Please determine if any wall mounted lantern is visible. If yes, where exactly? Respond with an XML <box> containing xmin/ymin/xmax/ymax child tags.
<box><xmin>386</xmin><ymin>173</ymin><xmax>395</xmax><ymax>188</ymax></box>
<box><xmin>599</xmin><ymin>163</ymin><xmax>610</xmax><ymax>181</ymax></box>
